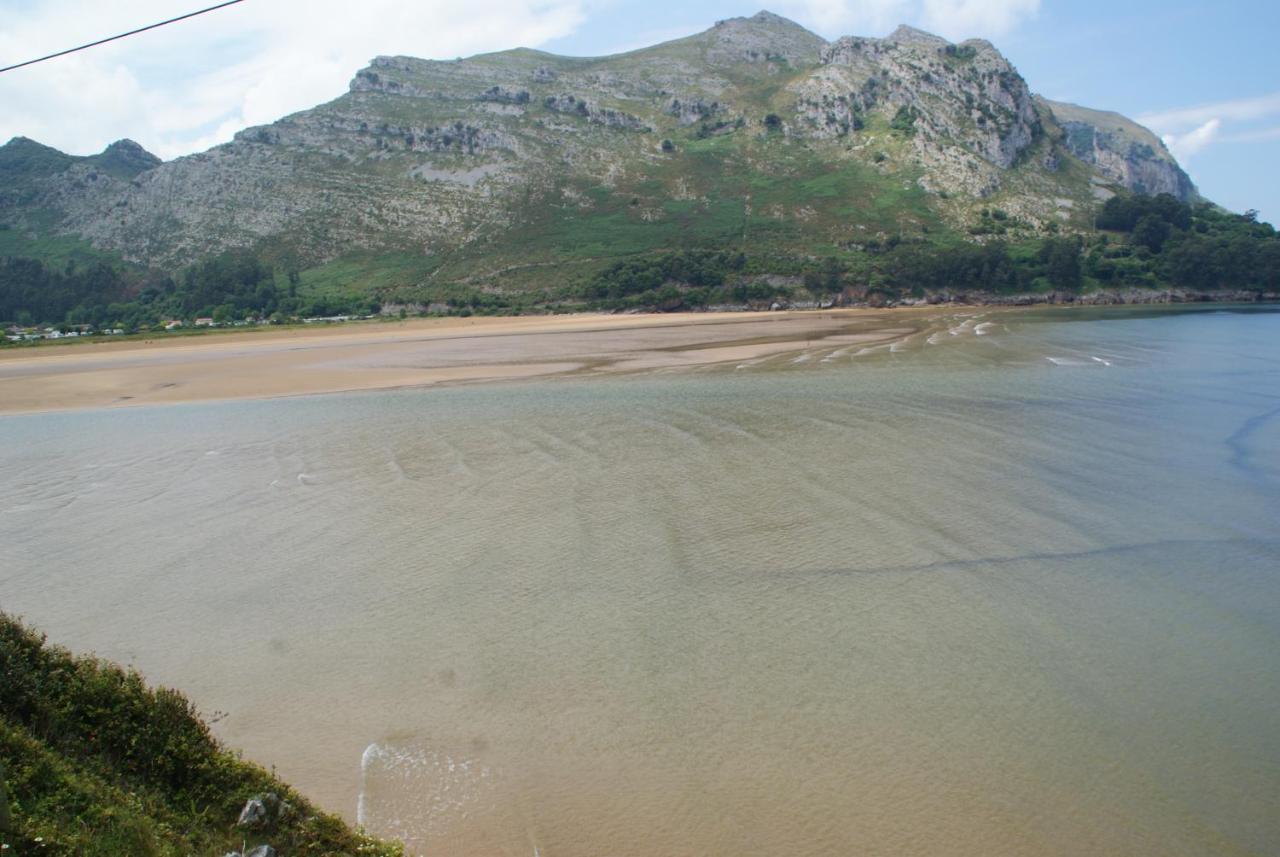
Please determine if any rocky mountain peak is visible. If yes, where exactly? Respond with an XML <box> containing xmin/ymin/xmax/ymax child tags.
<box><xmin>101</xmin><ymin>139</ymin><xmax>155</xmax><ymax>159</ymax></box>
<box><xmin>704</xmin><ymin>10</ymin><xmax>826</xmax><ymax>66</ymax></box>
<box><xmin>810</xmin><ymin>25</ymin><xmax>1040</xmax><ymax>175</ymax></box>
<box><xmin>95</xmin><ymin>139</ymin><xmax>162</xmax><ymax>177</ymax></box>
<box><xmin>886</xmin><ymin>24</ymin><xmax>950</xmax><ymax>48</ymax></box>
<box><xmin>0</xmin><ymin>136</ymin><xmax>76</xmax><ymax>180</ymax></box>
<box><xmin>715</xmin><ymin>10</ymin><xmax>821</xmax><ymax>35</ymax></box>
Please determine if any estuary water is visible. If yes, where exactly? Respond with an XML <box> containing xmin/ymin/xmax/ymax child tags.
<box><xmin>2</xmin><ymin>305</ymin><xmax>1279</xmax><ymax>856</ymax></box>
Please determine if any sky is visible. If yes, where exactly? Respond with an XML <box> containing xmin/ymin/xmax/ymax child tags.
<box><xmin>1</xmin><ymin>0</ymin><xmax>1278</xmax><ymax>224</ymax></box>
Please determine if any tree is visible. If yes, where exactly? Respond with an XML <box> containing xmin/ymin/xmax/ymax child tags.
<box><xmin>890</xmin><ymin>106</ymin><xmax>918</xmax><ymax>135</ymax></box>
<box><xmin>1042</xmin><ymin>236</ymin><xmax>1082</xmax><ymax>289</ymax></box>
<box><xmin>1132</xmin><ymin>214</ymin><xmax>1171</xmax><ymax>253</ymax></box>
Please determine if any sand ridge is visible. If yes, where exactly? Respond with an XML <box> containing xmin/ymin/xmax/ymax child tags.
<box><xmin>0</xmin><ymin>308</ymin><xmax>943</xmax><ymax>414</ymax></box>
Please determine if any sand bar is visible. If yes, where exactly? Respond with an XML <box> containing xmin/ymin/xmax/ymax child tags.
<box><xmin>0</xmin><ymin>308</ymin><xmax>936</xmax><ymax>414</ymax></box>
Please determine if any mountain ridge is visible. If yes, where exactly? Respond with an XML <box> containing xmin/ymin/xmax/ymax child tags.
<box><xmin>0</xmin><ymin>11</ymin><xmax>1200</xmax><ymax>302</ymax></box>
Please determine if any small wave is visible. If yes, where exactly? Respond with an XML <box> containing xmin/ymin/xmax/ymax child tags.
<box><xmin>1090</xmin><ymin>356</ymin><xmax>1113</xmax><ymax>366</ymax></box>
<box><xmin>4</xmin><ymin>497</ymin><xmax>75</xmax><ymax>514</ymax></box>
<box><xmin>926</xmin><ymin>332</ymin><xmax>944</xmax><ymax>345</ymax></box>
<box><xmin>975</xmin><ymin>323</ymin><xmax>997</xmax><ymax>336</ymax></box>
<box><xmin>358</xmin><ymin>740</ymin><xmax>493</xmax><ymax>844</ymax></box>
<box><xmin>1045</xmin><ymin>356</ymin><xmax>1092</xmax><ymax>366</ymax></box>
<box><xmin>296</xmin><ymin>473</ymin><xmax>316</xmax><ymax>485</ymax></box>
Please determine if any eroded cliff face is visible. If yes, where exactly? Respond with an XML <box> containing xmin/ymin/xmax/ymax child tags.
<box><xmin>1</xmin><ymin>11</ymin><xmax>1197</xmax><ymax>273</ymax></box>
<box><xmin>790</xmin><ymin>26</ymin><xmax>1045</xmax><ymax>202</ymax></box>
<box><xmin>1044</xmin><ymin>99</ymin><xmax>1195</xmax><ymax>200</ymax></box>
<box><xmin>805</xmin><ymin>28</ymin><xmax>1040</xmax><ymax>168</ymax></box>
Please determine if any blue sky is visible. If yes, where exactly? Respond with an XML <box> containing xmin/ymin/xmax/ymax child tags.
<box><xmin>2</xmin><ymin>0</ymin><xmax>1277</xmax><ymax>223</ymax></box>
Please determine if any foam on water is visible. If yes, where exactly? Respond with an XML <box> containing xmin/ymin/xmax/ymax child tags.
<box><xmin>358</xmin><ymin>740</ymin><xmax>494</xmax><ymax>850</ymax></box>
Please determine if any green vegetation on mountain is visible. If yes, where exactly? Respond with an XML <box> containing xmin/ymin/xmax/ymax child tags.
<box><xmin>0</xmin><ymin>612</ymin><xmax>400</xmax><ymax>856</ymax></box>
<box><xmin>574</xmin><ymin>196</ymin><xmax>1278</xmax><ymax>310</ymax></box>
<box><xmin>1</xmin><ymin>11</ymin><xmax>1276</xmax><ymax>331</ymax></box>
<box><xmin>2</xmin><ymin>192</ymin><xmax>1278</xmax><ymax>331</ymax></box>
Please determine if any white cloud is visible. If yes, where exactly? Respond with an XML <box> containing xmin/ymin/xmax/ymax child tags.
<box><xmin>1139</xmin><ymin>91</ymin><xmax>1280</xmax><ymax>134</ymax></box>
<box><xmin>920</xmin><ymin>0</ymin><xmax>1040</xmax><ymax>39</ymax></box>
<box><xmin>1162</xmin><ymin>118</ymin><xmax>1220</xmax><ymax>164</ymax></box>
<box><xmin>1137</xmin><ymin>90</ymin><xmax>1280</xmax><ymax>165</ymax></box>
<box><xmin>0</xmin><ymin>0</ymin><xmax>586</xmax><ymax>160</ymax></box>
<box><xmin>1221</xmin><ymin>126</ymin><xmax>1280</xmax><ymax>144</ymax></box>
<box><xmin>778</xmin><ymin>0</ymin><xmax>1039</xmax><ymax>40</ymax></box>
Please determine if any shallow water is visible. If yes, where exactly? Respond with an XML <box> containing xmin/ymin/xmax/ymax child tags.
<box><xmin>2</xmin><ymin>305</ymin><xmax>1279</xmax><ymax>856</ymax></box>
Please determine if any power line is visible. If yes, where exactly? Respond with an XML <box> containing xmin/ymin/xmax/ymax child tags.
<box><xmin>0</xmin><ymin>0</ymin><xmax>247</xmax><ymax>74</ymax></box>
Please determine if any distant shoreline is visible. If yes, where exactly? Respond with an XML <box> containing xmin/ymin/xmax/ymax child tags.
<box><xmin>5</xmin><ymin>287</ymin><xmax>1276</xmax><ymax>357</ymax></box>
<box><xmin>1</xmin><ymin>300</ymin><xmax>1275</xmax><ymax>416</ymax></box>
<box><xmin>0</xmin><ymin>308</ymin><xmax>911</xmax><ymax>414</ymax></box>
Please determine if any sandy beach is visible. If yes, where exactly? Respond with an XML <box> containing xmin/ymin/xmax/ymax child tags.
<box><xmin>0</xmin><ymin>308</ymin><xmax>931</xmax><ymax>414</ymax></box>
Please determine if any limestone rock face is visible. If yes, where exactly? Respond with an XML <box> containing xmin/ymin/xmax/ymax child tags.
<box><xmin>805</xmin><ymin>31</ymin><xmax>1040</xmax><ymax>172</ymax></box>
<box><xmin>704</xmin><ymin>11</ymin><xmax>827</xmax><ymax>67</ymax></box>
<box><xmin>1044</xmin><ymin>99</ymin><xmax>1195</xmax><ymax>200</ymax></box>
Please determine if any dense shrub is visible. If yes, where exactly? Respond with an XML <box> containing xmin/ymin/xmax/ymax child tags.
<box><xmin>0</xmin><ymin>613</ymin><xmax>402</xmax><ymax>856</ymax></box>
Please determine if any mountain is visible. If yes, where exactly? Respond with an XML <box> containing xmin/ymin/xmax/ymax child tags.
<box><xmin>0</xmin><ymin>11</ymin><xmax>1200</xmax><ymax>301</ymax></box>
<box><xmin>0</xmin><ymin>137</ymin><xmax>160</xmax><ymax>213</ymax></box>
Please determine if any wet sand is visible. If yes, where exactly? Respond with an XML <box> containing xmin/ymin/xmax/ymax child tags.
<box><xmin>0</xmin><ymin>309</ymin><xmax>928</xmax><ymax>414</ymax></box>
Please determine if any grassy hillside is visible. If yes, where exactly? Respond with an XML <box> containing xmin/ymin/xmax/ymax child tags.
<box><xmin>0</xmin><ymin>613</ymin><xmax>400</xmax><ymax>856</ymax></box>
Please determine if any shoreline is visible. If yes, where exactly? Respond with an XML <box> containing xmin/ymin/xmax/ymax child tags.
<box><xmin>2</xmin><ymin>300</ymin><xmax>1276</xmax><ymax>416</ymax></box>
<box><xmin>5</xmin><ymin>287</ymin><xmax>1276</xmax><ymax>358</ymax></box>
<box><xmin>0</xmin><ymin>307</ymin><xmax>928</xmax><ymax>415</ymax></box>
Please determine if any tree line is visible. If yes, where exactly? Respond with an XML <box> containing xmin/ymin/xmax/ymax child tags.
<box><xmin>1</xmin><ymin>250</ymin><xmax>379</xmax><ymax>330</ymax></box>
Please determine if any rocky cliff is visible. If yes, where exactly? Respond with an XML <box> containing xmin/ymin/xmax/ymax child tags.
<box><xmin>1042</xmin><ymin>99</ymin><xmax>1195</xmax><ymax>200</ymax></box>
